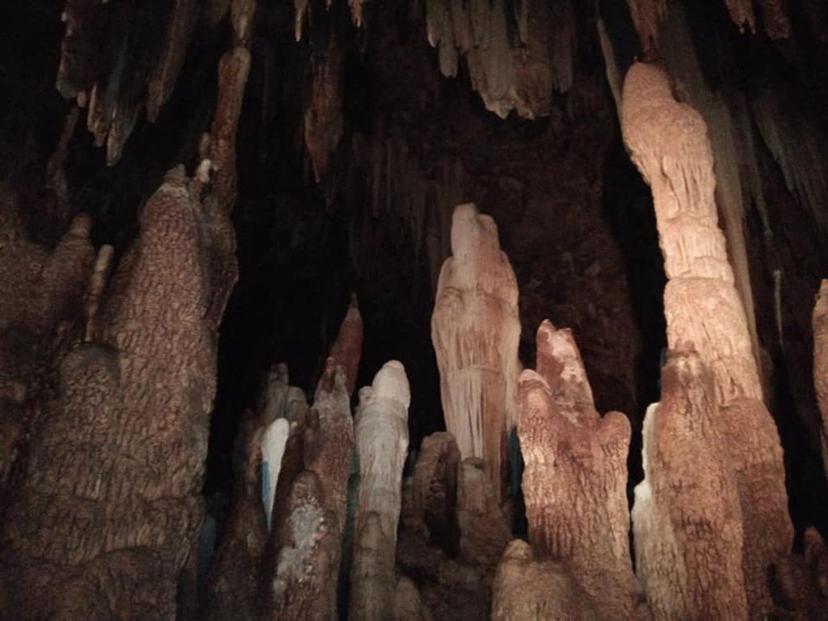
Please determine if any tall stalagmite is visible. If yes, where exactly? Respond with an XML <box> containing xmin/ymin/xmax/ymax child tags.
<box><xmin>622</xmin><ymin>61</ymin><xmax>792</xmax><ymax>617</ymax></box>
<box><xmin>0</xmin><ymin>165</ymin><xmax>237</xmax><ymax>619</ymax></box>
<box><xmin>814</xmin><ymin>280</ymin><xmax>828</xmax><ymax>479</ymax></box>
<box><xmin>326</xmin><ymin>293</ymin><xmax>364</xmax><ymax>397</ymax></box>
<box><xmin>431</xmin><ymin>203</ymin><xmax>520</xmax><ymax>502</ymax></box>
<box><xmin>633</xmin><ymin>350</ymin><xmax>748</xmax><ymax>620</ymax></box>
<box><xmin>350</xmin><ymin>361</ymin><xmax>411</xmax><ymax>621</ymax></box>
<box><xmin>517</xmin><ymin>320</ymin><xmax>635</xmax><ymax>619</ymax></box>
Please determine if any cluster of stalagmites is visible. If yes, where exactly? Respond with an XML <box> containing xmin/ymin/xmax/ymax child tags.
<box><xmin>425</xmin><ymin>0</ymin><xmax>576</xmax><ymax>119</ymax></box>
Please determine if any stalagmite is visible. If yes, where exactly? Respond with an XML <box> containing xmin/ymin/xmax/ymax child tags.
<box><xmin>456</xmin><ymin>457</ymin><xmax>511</xmax><ymax>570</ymax></box>
<box><xmin>202</xmin><ymin>417</ymin><xmax>268</xmax><ymax>621</ymax></box>
<box><xmin>261</xmin><ymin>418</ymin><xmax>290</xmax><ymax>531</ymax></box>
<box><xmin>349</xmin><ymin>360</ymin><xmax>411</xmax><ymax>621</ymax></box>
<box><xmin>431</xmin><ymin>203</ymin><xmax>520</xmax><ymax>503</ymax></box>
<box><xmin>0</xmin><ymin>165</ymin><xmax>238</xmax><ymax>619</ymax></box>
<box><xmin>393</xmin><ymin>576</ymin><xmax>433</xmax><ymax>621</ymax></box>
<box><xmin>492</xmin><ymin>540</ymin><xmax>600</xmax><ymax>621</ymax></box>
<box><xmin>622</xmin><ymin>61</ymin><xmax>793</xmax><ymax>618</ymax></box>
<box><xmin>327</xmin><ymin>293</ymin><xmax>364</xmax><ymax>396</ymax></box>
<box><xmin>518</xmin><ymin>320</ymin><xmax>635</xmax><ymax>619</ymax></box>
<box><xmin>411</xmin><ymin>431</ymin><xmax>460</xmax><ymax>552</ymax></box>
<box><xmin>269</xmin><ymin>471</ymin><xmax>342</xmax><ymax>621</ymax></box>
<box><xmin>814</xmin><ymin>280</ymin><xmax>828</xmax><ymax>479</ymax></box>
<box><xmin>633</xmin><ymin>350</ymin><xmax>748</xmax><ymax>620</ymax></box>
<box><xmin>771</xmin><ymin>527</ymin><xmax>828</xmax><ymax>618</ymax></box>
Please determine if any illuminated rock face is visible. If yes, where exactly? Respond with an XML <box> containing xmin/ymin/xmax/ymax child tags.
<box><xmin>633</xmin><ymin>351</ymin><xmax>748</xmax><ymax>621</ymax></box>
<box><xmin>518</xmin><ymin>320</ymin><xmax>635</xmax><ymax>619</ymax></box>
<box><xmin>1</xmin><ymin>166</ymin><xmax>237</xmax><ymax>619</ymax></box>
<box><xmin>814</xmin><ymin>280</ymin><xmax>828</xmax><ymax>479</ymax></box>
<box><xmin>622</xmin><ymin>62</ymin><xmax>792</xmax><ymax>618</ymax></box>
<box><xmin>431</xmin><ymin>203</ymin><xmax>521</xmax><ymax>503</ymax></box>
<box><xmin>492</xmin><ymin>540</ymin><xmax>600</xmax><ymax>621</ymax></box>
<box><xmin>350</xmin><ymin>361</ymin><xmax>411</xmax><ymax>621</ymax></box>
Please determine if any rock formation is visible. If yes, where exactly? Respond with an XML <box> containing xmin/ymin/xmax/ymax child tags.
<box><xmin>432</xmin><ymin>202</ymin><xmax>520</xmax><ymax>503</ymax></box>
<box><xmin>771</xmin><ymin>527</ymin><xmax>828</xmax><ymax>619</ymax></box>
<box><xmin>261</xmin><ymin>417</ymin><xmax>289</xmax><ymax>531</ymax></box>
<box><xmin>633</xmin><ymin>350</ymin><xmax>748</xmax><ymax>620</ymax></box>
<box><xmin>491</xmin><ymin>540</ymin><xmax>600</xmax><ymax>621</ymax></box>
<box><xmin>327</xmin><ymin>293</ymin><xmax>364</xmax><ymax>396</ymax></box>
<box><xmin>456</xmin><ymin>457</ymin><xmax>511</xmax><ymax>571</ymax></box>
<box><xmin>622</xmin><ymin>61</ymin><xmax>793</xmax><ymax>618</ymax></box>
<box><xmin>518</xmin><ymin>320</ymin><xmax>635</xmax><ymax>619</ymax></box>
<box><xmin>393</xmin><ymin>576</ymin><xmax>433</xmax><ymax>621</ymax></box>
<box><xmin>350</xmin><ymin>360</ymin><xmax>411</xmax><ymax>621</ymax></box>
<box><xmin>0</xmin><ymin>165</ymin><xmax>237</xmax><ymax>619</ymax></box>
<box><xmin>814</xmin><ymin>280</ymin><xmax>828</xmax><ymax>478</ymax></box>
<box><xmin>411</xmin><ymin>431</ymin><xmax>461</xmax><ymax>553</ymax></box>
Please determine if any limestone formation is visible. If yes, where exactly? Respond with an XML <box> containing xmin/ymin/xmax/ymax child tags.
<box><xmin>633</xmin><ymin>350</ymin><xmax>748</xmax><ymax>620</ymax></box>
<box><xmin>492</xmin><ymin>540</ymin><xmax>600</xmax><ymax>621</ymax></box>
<box><xmin>432</xmin><ymin>203</ymin><xmax>520</xmax><ymax>503</ymax></box>
<box><xmin>518</xmin><ymin>320</ymin><xmax>635</xmax><ymax>619</ymax></box>
<box><xmin>771</xmin><ymin>527</ymin><xmax>828</xmax><ymax>619</ymax></box>
<box><xmin>456</xmin><ymin>457</ymin><xmax>511</xmax><ymax>570</ymax></box>
<box><xmin>0</xmin><ymin>165</ymin><xmax>237</xmax><ymax>619</ymax></box>
<box><xmin>350</xmin><ymin>361</ymin><xmax>411</xmax><ymax>621</ymax></box>
<box><xmin>327</xmin><ymin>293</ymin><xmax>364</xmax><ymax>396</ymax></box>
<box><xmin>393</xmin><ymin>576</ymin><xmax>433</xmax><ymax>621</ymax></box>
<box><xmin>261</xmin><ymin>417</ymin><xmax>290</xmax><ymax>531</ymax></box>
<box><xmin>622</xmin><ymin>62</ymin><xmax>793</xmax><ymax>617</ymax></box>
<box><xmin>814</xmin><ymin>279</ymin><xmax>828</xmax><ymax>478</ymax></box>
<box><xmin>411</xmin><ymin>431</ymin><xmax>461</xmax><ymax>553</ymax></box>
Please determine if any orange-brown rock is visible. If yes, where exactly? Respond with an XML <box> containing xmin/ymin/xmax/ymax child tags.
<box><xmin>771</xmin><ymin>527</ymin><xmax>828</xmax><ymax>619</ymax></box>
<box><xmin>412</xmin><ymin>431</ymin><xmax>461</xmax><ymax>553</ymax></box>
<box><xmin>456</xmin><ymin>457</ymin><xmax>510</xmax><ymax>571</ymax></box>
<box><xmin>431</xmin><ymin>203</ymin><xmax>521</xmax><ymax>503</ymax></box>
<box><xmin>633</xmin><ymin>350</ymin><xmax>748</xmax><ymax>620</ymax></box>
<box><xmin>0</xmin><ymin>166</ymin><xmax>237</xmax><ymax>619</ymax></box>
<box><xmin>327</xmin><ymin>293</ymin><xmax>363</xmax><ymax>396</ymax></box>
<box><xmin>518</xmin><ymin>320</ymin><xmax>635</xmax><ymax>619</ymax></box>
<box><xmin>492</xmin><ymin>540</ymin><xmax>600</xmax><ymax>621</ymax></box>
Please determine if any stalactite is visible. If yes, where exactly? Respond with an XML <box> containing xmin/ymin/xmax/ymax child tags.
<box><xmin>0</xmin><ymin>165</ymin><xmax>237</xmax><ymax>619</ymax></box>
<box><xmin>814</xmin><ymin>279</ymin><xmax>828</xmax><ymax>479</ymax></box>
<box><xmin>491</xmin><ymin>540</ymin><xmax>601</xmax><ymax>621</ymax></box>
<box><xmin>633</xmin><ymin>349</ymin><xmax>748</xmax><ymax>620</ymax></box>
<box><xmin>304</xmin><ymin>30</ymin><xmax>344</xmax><ymax>182</ymax></box>
<box><xmin>424</xmin><ymin>0</ymin><xmax>576</xmax><ymax>119</ymax></box>
<box><xmin>518</xmin><ymin>320</ymin><xmax>635</xmax><ymax>619</ymax></box>
<box><xmin>622</xmin><ymin>61</ymin><xmax>793</xmax><ymax>619</ymax></box>
<box><xmin>327</xmin><ymin>293</ymin><xmax>363</xmax><ymax>396</ymax></box>
<box><xmin>722</xmin><ymin>0</ymin><xmax>755</xmax><ymax>33</ymax></box>
<box><xmin>431</xmin><ymin>203</ymin><xmax>520</xmax><ymax>503</ymax></box>
<box><xmin>625</xmin><ymin>0</ymin><xmax>667</xmax><ymax>55</ymax></box>
<box><xmin>147</xmin><ymin>0</ymin><xmax>197</xmax><ymax>122</ymax></box>
<box><xmin>349</xmin><ymin>360</ymin><xmax>411</xmax><ymax>621</ymax></box>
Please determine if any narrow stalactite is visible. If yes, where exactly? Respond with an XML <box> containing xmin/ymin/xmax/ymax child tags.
<box><xmin>622</xmin><ymin>61</ymin><xmax>793</xmax><ymax>619</ymax></box>
<box><xmin>147</xmin><ymin>0</ymin><xmax>198</xmax><ymax>122</ymax></box>
<box><xmin>517</xmin><ymin>320</ymin><xmax>635</xmax><ymax>619</ymax></box>
<box><xmin>431</xmin><ymin>203</ymin><xmax>520</xmax><ymax>504</ymax></box>
<box><xmin>633</xmin><ymin>349</ymin><xmax>748</xmax><ymax>620</ymax></box>
<box><xmin>349</xmin><ymin>361</ymin><xmax>411</xmax><ymax>621</ymax></box>
<box><xmin>1</xmin><ymin>165</ymin><xmax>237</xmax><ymax>619</ymax></box>
<box><xmin>814</xmin><ymin>280</ymin><xmax>828</xmax><ymax>480</ymax></box>
<box><xmin>304</xmin><ymin>29</ymin><xmax>344</xmax><ymax>182</ymax></box>
<box><xmin>424</xmin><ymin>0</ymin><xmax>576</xmax><ymax>119</ymax></box>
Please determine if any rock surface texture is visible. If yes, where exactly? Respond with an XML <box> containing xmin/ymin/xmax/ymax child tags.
<box><xmin>814</xmin><ymin>279</ymin><xmax>828</xmax><ymax>479</ymax></box>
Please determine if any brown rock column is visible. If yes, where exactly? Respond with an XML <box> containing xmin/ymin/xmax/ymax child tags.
<box><xmin>411</xmin><ymin>431</ymin><xmax>460</xmax><ymax>553</ymax></box>
<box><xmin>349</xmin><ymin>361</ymin><xmax>411</xmax><ymax>621</ymax></box>
<box><xmin>633</xmin><ymin>350</ymin><xmax>747</xmax><ymax>620</ymax></box>
<box><xmin>431</xmin><ymin>202</ymin><xmax>521</xmax><ymax>503</ymax></box>
<box><xmin>328</xmin><ymin>293</ymin><xmax>364</xmax><ymax>397</ymax></box>
<box><xmin>0</xmin><ymin>166</ymin><xmax>237</xmax><ymax>619</ymax></box>
<box><xmin>622</xmin><ymin>61</ymin><xmax>793</xmax><ymax>618</ymax></box>
<box><xmin>518</xmin><ymin>320</ymin><xmax>635</xmax><ymax>619</ymax></box>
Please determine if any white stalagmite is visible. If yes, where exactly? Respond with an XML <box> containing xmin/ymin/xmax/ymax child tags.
<box><xmin>261</xmin><ymin>417</ymin><xmax>289</xmax><ymax>531</ymax></box>
<box><xmin>431</xmin><ymin>203</ymin><xmax>520</xmax><ymax>503</ymax></box>
<box><xmin>349</xmin><ymin>361</ymin><xmax>411</xmax><ymax>621</ymax></box>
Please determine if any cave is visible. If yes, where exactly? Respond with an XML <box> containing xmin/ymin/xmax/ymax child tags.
<box><xmin>1</xmin><ymin>0</ymin><xmax>828</xmax><ymax>619</ymax></box>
